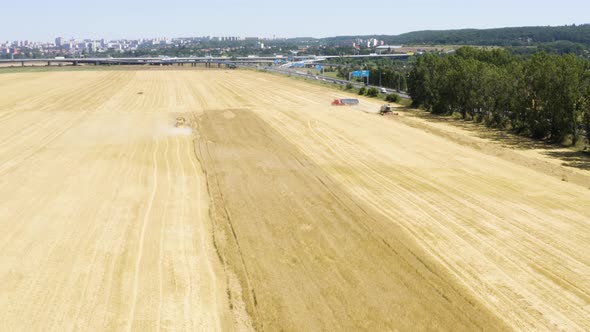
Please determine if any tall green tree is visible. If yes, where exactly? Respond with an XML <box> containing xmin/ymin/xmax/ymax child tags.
<box><xmin>408</xmin><ymin>47</ymin><xmax>590</xmax><ymax>145</ymax></box>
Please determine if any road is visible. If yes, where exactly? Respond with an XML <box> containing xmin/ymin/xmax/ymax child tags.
<box><xmin>262</xmin><ymin>66</ymin><xmax>411</xmax><ymax>98</ymax></box>
<box><xmin>0</xmin><ymin>68</ymin><xmax>589</xmax><ymax>330</ymax></box>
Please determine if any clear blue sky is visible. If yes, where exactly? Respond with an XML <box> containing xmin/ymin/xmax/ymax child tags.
<box><xmin>1</xmin><ymin>0</ymin><xmax>588</xmax><ymax>41</ymax></box>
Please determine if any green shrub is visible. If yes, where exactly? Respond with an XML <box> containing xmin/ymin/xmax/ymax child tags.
<box><xmin>367</xmin><ymin>87</ymin><xmax>379</xmax><ymax>97</ymax></box>
<box><xmin>358</xmin><ymin>87</ymin><xmax>366</xmax><ymax>95</ymax></box>
<box><xmin>385</xmin><ymin>93</ymin><xmax>400</xmax><ymax>103</ymax></box>
<box><xmin>345</xmin><ymin>82</ymin><xmax>353</xmax><ymax>90</ymax></box>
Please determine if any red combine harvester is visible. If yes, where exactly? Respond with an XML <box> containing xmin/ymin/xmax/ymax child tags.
<box><xmin>331</xmin><ymin>98</ymin><xmax>359</xmax><ymax>106</ymax></box>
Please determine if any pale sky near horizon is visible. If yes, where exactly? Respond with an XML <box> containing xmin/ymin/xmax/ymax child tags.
<box><xmin>1</xmin><ymin>0</ymin><xmax>588</xmax><ymax>42</ymax></box>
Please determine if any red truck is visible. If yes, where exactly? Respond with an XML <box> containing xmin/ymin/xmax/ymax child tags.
<box><xmin>331</xmin><ymin>98</ymin><xmax>359</xmax><ymax>106</ymax></box>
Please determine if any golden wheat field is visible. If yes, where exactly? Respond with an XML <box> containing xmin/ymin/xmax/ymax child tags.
<box><xmin>0</xmin><ymin>68</ymin><xmax>589</xmax><ymax>331</ymax></box>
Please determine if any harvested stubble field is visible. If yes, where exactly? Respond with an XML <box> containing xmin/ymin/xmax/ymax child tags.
<box><xmin>0</xmin><ymin>68</ymin><xmax>589</xmax><ymax>331</ymax></box>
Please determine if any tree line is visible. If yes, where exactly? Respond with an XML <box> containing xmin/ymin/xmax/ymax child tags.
<box><xmin>383</xmin><ymin>25</ymin><xmax>590</xmax><ymax>48</ymax></box>
<box><xmin>408</xmin><ymin>47</ymin><xmax>590</xmax><ymax>145</ymax></box>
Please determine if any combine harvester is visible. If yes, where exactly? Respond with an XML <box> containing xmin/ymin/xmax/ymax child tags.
<box><xmin>175</xmin><ymin>117</ymin><xmax>187</xmax><ymax>127</ymax></box>
<box><xmin>331</xmin><ymin>98</ymin><xmax>359</xmax><ymax>106</ymax></box>
<box><xmin>379</xmin><ymin>104</ymin><xmax>399</xmax><ymax>116</ymax></box>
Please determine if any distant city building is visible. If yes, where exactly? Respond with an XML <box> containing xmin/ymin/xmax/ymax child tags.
<box><xmin>375</xmin><ymin>45</ymin><xmax>403</xmax><ymax>54</ymax></box>
<box><xmin>0</xmin><ymin>33</ymin><xmax>396</xmax><ymax>60</ymax></box>
<box><xmin>376</xmin><ymin>45</ymin><xmax>403</xmax><ymax>50</ymax></box>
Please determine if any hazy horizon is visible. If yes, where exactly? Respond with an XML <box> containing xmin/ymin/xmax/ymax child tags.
<box><xmin>1</xmin><ymin>0</ymin><xmax>589</xmax><ymax>42</ymax></box>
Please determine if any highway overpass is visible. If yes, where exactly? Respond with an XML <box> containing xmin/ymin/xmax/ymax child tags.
<box><xmin>0</xmin><ymin>53</ymin><xmax>411</xmax><ymax>67</ymax></box>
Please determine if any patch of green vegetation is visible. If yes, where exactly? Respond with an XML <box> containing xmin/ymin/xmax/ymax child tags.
<box><xmin>396</xmin><ymin>97</ymin><xmax>412</xmax><ymax>107</ymax></box>
<box><xmin>366</xmin><ymin>87</ymin><xmax>379</xmax><ymax>97</ymax></box>
<box><xmin>318</xmin><ymin>71</ymin><xmax>339</xmax><ymax>79</ymax></box>
<box><xmin>385</xmin><ymin>93</ymin><xmax>399</xmax><ymax>103</ymax></box>
<box><xmin>409</xmin><ymin>46</ymin><xmax>590</xmax><ymax>146</ymax></box>
<box><xmin>257</xmin><ymin>68</ymin><xmax>413</xmax><ymax>107</ymax></box>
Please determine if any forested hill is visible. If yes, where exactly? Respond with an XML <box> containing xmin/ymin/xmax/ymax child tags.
<box><xmin>388</xmin><ymin>25</ymin><xmax>590</xmax><ymax>46</ymax></box>
<box><xmin>320</xmin><ymin>24</ymin><xmax>590</xmax><ymax>46</ymax></box>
